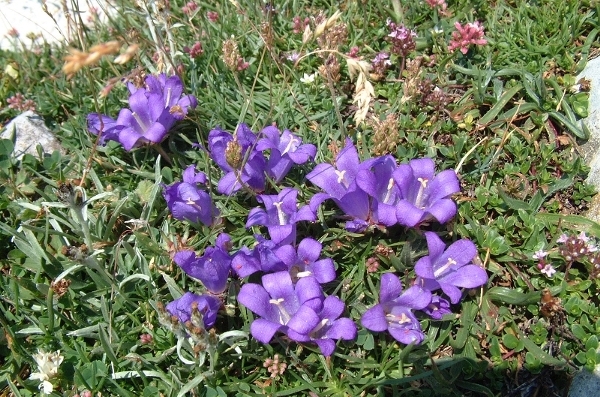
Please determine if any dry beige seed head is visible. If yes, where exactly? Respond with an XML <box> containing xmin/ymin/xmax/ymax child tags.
<box><xmin>222</xmin><ymin>36</ymin><xmax>241</xmax><ymax>71</ymax></box>
<box><xmin>114</xmin><ymin>44</ymin><xmax>140</xmax><ymax>64</ymax></box>
<box><xmin>369</xmin><ymin>113</ymin><xmax>400</xmax><ymax>156</ymax></box>
<box><xmin>62</xmin><ymin>41</ymin><xmax>121</xmax><ymax>75</ymax></box>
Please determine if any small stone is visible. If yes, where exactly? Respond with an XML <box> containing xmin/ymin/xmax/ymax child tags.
<box><xmin>568</xmin><ymin>367</ymin><xmax>600</xmax><ymax>397</ymax></box>
<box><xmin>1</xmin><ymin>111</ymin><xmax>65</xmax><ymax>160</ymax></box>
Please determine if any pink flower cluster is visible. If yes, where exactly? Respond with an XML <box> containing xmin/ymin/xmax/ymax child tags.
<box><xmin>448</xmin><ymin>21</ymin><xmax>487</xmax><ymax>54</ymax></box>
<box><xmin>6</xmin><ymin>93</ymin><xmax>36</xmax><ymax>112</ymax></box>
<box><xmin>425</xmin><ymin>0</ymin><xmax>447</xmax><ymax>13</ymax></box>
<box><xmin>181</xmin><ymin>1</ymin><xmax>197</xmax><ymax>15</ymax></box>
<box><xmin>387</xmin><ymin>20</ymin><xmax>417</xmax><ymax>57</ymax></box>
<box><xmin>184</xmin><ymin>42</ymin><xmax>204</xmax><ymax>58</ymax></box>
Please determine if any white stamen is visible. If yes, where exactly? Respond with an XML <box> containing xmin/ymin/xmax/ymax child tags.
<box><xmin>335</xmin><ymin>170</ymin><xmax>348</xmax><ymax>187</ymax></box>
<box><xmin>131</xmin><ymin>112</ymin><xmax>149</xmax><ymax>131</ymax></box>
<box><xmin>310</xmin><ymin>318</ymin><xmax>330</xmax><ymax>336</ymax></box>
<box><xmin>269</xmin><ymin>298</ymin><xmax>291</xmax><ymax>324</ymax></box>
<box><xmin>415</xmin><ymin>177</ymin><xmax>429</xmax><ymax>209</ymax></box>
<box><xmin>434</xmin><ymin>257</ymin><xmax>457</xmax><ymax>278</ymax></box>
<box><xmin>383</xmin><ymin>178</ymin><xmax>395</xmax><ymax>203</ymax></box>
<box><xmin>296</xmin><ymin>270</ymin><xmax>312</xmax><ymax>278</ymax></box>
<box><xmin>273</xmin><ymin>201</ymin><xmax>288</xmax><ymax>225</ymax></box>
<box><xmin>386</xmin><ymin>312</ymin><xmax>412</xmax><ymax>324</ymax></box>
<box><xmin>282</xmin><ymin>136</ymin><xmax>300</xmax><ymax>155</ymax></box>
<box><xmin>165</xmin><ymin>87</ymin><xmax>172</xmax><ymax>108</ymax></box>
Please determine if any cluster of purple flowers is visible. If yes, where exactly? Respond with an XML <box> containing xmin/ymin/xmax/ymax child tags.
<box><xmin>207</xmin><ymin>124</ymin><xmax>317</xmax><ymax>195</ymax></box>
<box><xmin>87</xmin><ymin>79</ymin><xmax>488</xmax><ymax>354</ymax></box>
<box><xmin>87</xmin><ymin>73</ymin><xmax>197</xmax><ymax>151</ymax></box>
<box><xmin>307</xmin><ymin>138</ymin><xmax>460</xmax><ymax>232</ymax></box>
<box><xmin>361</xmin><ymin>232</ymin><xmax>487</xmax><ymax>344</ymax></box>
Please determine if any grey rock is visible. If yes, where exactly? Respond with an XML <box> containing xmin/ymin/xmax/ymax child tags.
<box><xmin>568</xmin><ymin>367</ymin><xmax>600</xmax><ymax>397</ymax></box>
<box><xmin>577</xmin><ymin>58</ymin><xmax>600</xmax><ymax>221</ymax></box>
<box><xmin>1</xmin><ymin>111</ymin><xmax>65</xmax><ymax>160</ymax></box>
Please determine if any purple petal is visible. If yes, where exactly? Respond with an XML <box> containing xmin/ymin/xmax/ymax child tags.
<box><xmin>297</xmin><ymin>238</ymin><xmax>322</xmax><ymax>263</ymax></box>
<box><xmin>395</xmin><ymin>285</ymin><xmax>432</xmax><ymax>310</ymax></box>
<box><xmin>396</xmin><ymin>200</ymin><xmax>425</xmax><ymax>227</ymax></box>
<box><xmin>427</xmin><ymin>169</ymin><xmax>460</xmax><ymax>201</ymax></box>
<box><xmin>250</xmin><ymin>318</ymin><xmax>283</xmax><ymax>343</ymax></box>
<box><xmin>314</xmin><ymin>339</ymin><xmax>336</xmax><ymax>356</ymax></box>
<box><xmin>238</xmin><ymin>283</ymin><xmax>275</xmax><ymax>319</ymax></box>
<box><xmin>325</xmin><ymin>317</ymin><xmax>357</xmax><ymax>340</ymax></box>
<box><xmin>379</xmin><ymin>273</ymin><xmax>402</xmax><ymax>303</ymax></box>
<box><xmin>424</xmin><ymin>232</ymin><xmax>447</xmax><ymax>260</ymax></box>
<box><xmin>440</xmin><ymin>265</ymin><xmax>487</xmax><ymax>289</ymax></box>
<box><xmin>427</xmin><ymin>199</ymin><xmax>457</xmax><ymax>224</ymax></box>
<box><xmin>287</xmin><ymin>305</ymin><xmax>321</xmax><ymax>335</ymax></box>
<box><xmin>360</xmin><ymin>304</ymin><xmax>388</xmax><ymax>332</ymax></box>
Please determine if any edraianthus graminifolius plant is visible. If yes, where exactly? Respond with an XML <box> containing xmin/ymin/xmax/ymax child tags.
<box><xmin>87</xmin><ymin>73</ymin><xmax>197</xmax><ymax>150</ymax></box>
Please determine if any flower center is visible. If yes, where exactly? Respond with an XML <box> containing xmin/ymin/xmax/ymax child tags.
<box><xmin>273</xmin><ymin>201</ymin><xmax>288</xmax><ymax>225</ymax></box>
<box><xmin>269</xmin><ymin>298</ymin><xmax>291</xmax><ymax>324</ymax></box>
<box><xmin>415</xmin><ymin>177</ymin><xmax>429</xmax><ymax>209</ymax></box>
<box><xmin>310</xmin><ymin>318</ymin><xmax>330</xmax><ymax>337</ymax></box>
<box><xmin>335</xmin><ymin>169</ymin><xmax>349</xmax><ymax>188</ymax></box>
<box><xmin>386</xmin><ymin>312</ymin><xmax>412</xmax><ymax>325</ymax></box>
<box><xmin>434</xmin><ymin>257</ymin><xmax>457</xmax><ymax>278</ymax></box>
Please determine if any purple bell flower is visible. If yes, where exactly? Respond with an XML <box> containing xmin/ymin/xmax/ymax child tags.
<box><xmin>162</xmin><ymin>165</ymin><xmax>219</xmax><ymax>226</ymax></box>
<box><xmin>421</xmin><ymin>295</ymin><xmax>452</xmax><ymax>320</ymax></box>
<box><xmin>356</xmin><ymin>155</ymin><xmax>401</xmax><ymax>226</ymax></box>
<box><xmin>414</xmin><ymin>232</ymin><xmax>487</xmax><ymax>304</ymax></box>
<box><xmin>173</xmin><ymin>234</ymin><xmax>232</xmax><ymax>294</ymax></box>
<box><xmin>237</xmin><ymin>271</ymin><xmax>324</xmax><ymax>344</ymax></box>
<box><xmin>208</xmin><ymin>124</ymin><xmax>267</xmax><ymax>195</ymax></box>
<box><xmin>231</xmin><ymin>236</ymin><xmax>295</xmax><ymax>277</ymax></box>
<box><xmin>87</xmin><ymin>73</ymin><xmax>197</xmax><ymax>151</ymax></box>
<box><xmin>286</xmin><ymin>238</ymin><xmax>336</xmax><ymax>284</ymax></box>
<box><xmin>393</xmin><ymin>158</ymin><xmax>460</xmax><ymax>227</ymax></box>
<box><xmin>361</xmin><ymin>273</ymin><xmax>431</xmax><ymax>345</ymax></box>
<box><xmin>166</xmin><ymin>292</ymin><xmax>221</xmax><ymax>329</ymax></box>
<box><xmin>238</xmin><ymin>272</ymin><xmax>356</xmax><ymax>356</ymax></box>
<box><xmin>246</xmin><ymin>188</ymin><xmax>316</xmax><ymax>244</ymax></box>
<box><xmin>256</xmin><ymin>126</ymin><xmax>317</xmax><ymax>183</ymax></box>
<box><xmin>302</xmin><ymin>295</ymin><xmax>357</xmax><ymax>356</ymax></box>
<box><xmin>307</xmin><ymin>138</ymin><xmax>368</xmax><ymax>200</ymax></box>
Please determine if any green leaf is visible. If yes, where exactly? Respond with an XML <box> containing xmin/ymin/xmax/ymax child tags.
<box><xmin>478</xmin><ymin>84</ymin><xmax>524</xmax><ymax>126</ymax></box>
<box><xmin>0</xmin><ymin>139</ymin><xmax>14</xmax><ymax>156</ymax></box>
<box><xmin>502</xmin><ymin>333</ymin><xmax>520</xmax><ymax>350</ymax></box>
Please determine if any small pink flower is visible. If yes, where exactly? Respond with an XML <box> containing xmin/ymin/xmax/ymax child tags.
<box><xmin>532</xmin><ymin>250</ymin><xmax>548</xmax><ymax>260</ymax></box>
<box><xmin>184</xmin><ymin>42</ymin><xmax>204</xmax><ymax>58</ymax></box>
<box><xmin>426</xmin><ymin>0</ymin><xmax>447</xmax><ymax>12</ymax></box>
<box><xmin>182</xmin><ymin>1</ymin><xmax>198</xmax><ymax>15</ymax></box>
<box><xmin>140</xmin><ymin>333</ymin><xmax>153</xmax><ymax>344</ymax></box>
<box><xmin>347</xmin><ymin>46</ymin><xmax>360</xmax><ymax>59</ymax></box>
<box><xmin>236</xmin><ymin>57</ymin><xmax>249</xmax><ymax>71</ymax></box>
<box><xmin>292</xmin><ymin>16</ymin><xmax>309</xmax><ymax>34</ymax></box>
<box><xmin>539</xmin><ymin>264</ymin><xmax>556</xmax><ymax>277</ymax></box>
<box><xmin>207</xmin><ymin>11</ymin><xmax>219</xmax><ymax>22</ymax></box>
<box><xmin>448</xmin><ymin>21</ymin><xmax>487</xmax><ymax>55</ymax></box>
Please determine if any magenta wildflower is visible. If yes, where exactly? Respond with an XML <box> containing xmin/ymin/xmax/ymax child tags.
<box><xmin>387</xmin><ymin>20</ymin><xmax>417</xmax><ymax>57</ymax></box>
